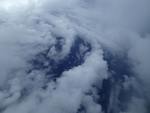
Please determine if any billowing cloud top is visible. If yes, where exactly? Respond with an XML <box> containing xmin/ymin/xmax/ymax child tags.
<box><xmin>0</xmin><ymin>0</ymin><xmax>150</xmax><ymax>113</ymax></box>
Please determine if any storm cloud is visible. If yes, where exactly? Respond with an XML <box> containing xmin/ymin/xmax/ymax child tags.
<box><xmin>0</xmin><ymin>0</ymin><xmax>150</xmax><ymax>113</ymax></box>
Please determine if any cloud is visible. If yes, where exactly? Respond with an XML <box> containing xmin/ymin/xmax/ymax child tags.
<box><xmin>128</xmin><ymin>36</ymin><xmax>150</xmax><ymax>99</ymax></box>
<box><xmin>0</xmin><ymin>0</ymin><xmax>150</xmax><ymax>113</ymax></box>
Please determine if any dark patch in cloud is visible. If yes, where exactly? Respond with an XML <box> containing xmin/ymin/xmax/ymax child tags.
<box><xmin>97</xmin><ymin>49</ymin><xmax>134</xmax><ymax>113</ymax></box>
<box><xmin>29</xmin><ymin>37</ymin><xmax>91</xmax><ymax>80</ymax></box>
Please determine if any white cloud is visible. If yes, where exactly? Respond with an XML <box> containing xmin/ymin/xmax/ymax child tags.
<box><xmin>0</xmin><ymin>0</ymin><xmax>150</xmax><ymax>113</ymax></box>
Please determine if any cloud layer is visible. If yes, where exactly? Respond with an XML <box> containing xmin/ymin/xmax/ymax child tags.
<box><xmin>0</xmin><ymin>0</ymin><xmax>150</xmax><ymax>113</ymax></box>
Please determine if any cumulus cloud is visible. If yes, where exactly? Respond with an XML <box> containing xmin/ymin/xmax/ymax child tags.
<box><xmin>0</xmin><ymin>0</ymin><xmax>150</xmax><ymax>113</ymax></box>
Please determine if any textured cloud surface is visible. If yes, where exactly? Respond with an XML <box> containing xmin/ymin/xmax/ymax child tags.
<box><xmin>0</xmin><ymin>0</ymin><xmax>150</xmax><ymax>113</ymax></box>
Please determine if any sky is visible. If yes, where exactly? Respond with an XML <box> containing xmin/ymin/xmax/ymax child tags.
<box><xmin>0</xmin><ymin>0</ymin><xmax>150</xmax><ymax>113</ymax></box>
